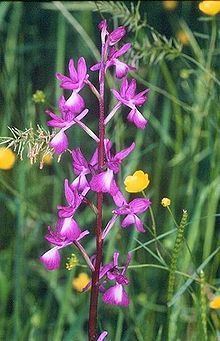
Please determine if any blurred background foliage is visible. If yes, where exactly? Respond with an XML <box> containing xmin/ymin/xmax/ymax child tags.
<box><xmin>0</xmin><ymin>1</ymin><xmax>219</xmax><ymax>340</ymax></box>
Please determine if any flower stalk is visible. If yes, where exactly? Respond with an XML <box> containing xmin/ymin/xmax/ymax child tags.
<box><xmin>88</xmin><ymin>29</ymin><xmax>106</xmax><ymax>341</ymax></box>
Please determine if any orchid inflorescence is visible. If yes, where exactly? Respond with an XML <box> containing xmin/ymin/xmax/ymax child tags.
<box><xmin>40</xmin><ymin>20</ymin><xmax>151</xmax><ymax>340</ymax></box>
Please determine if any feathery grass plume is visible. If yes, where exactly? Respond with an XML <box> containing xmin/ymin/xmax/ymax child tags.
<box><xmin>0</xmin><ymin>125</ymin><xmax>54</xmax><ymax>167</ymax></box>
<box><xmin>167</xmin><ymin>209</ymin><xmax>188</xmax><ymax>302</ymax></box>
<box><xmin>200</xmin><ymin>270</ymin><xmax>208</xmax><ymax>341</ymax></box>
<box><xmin>94</xmin><ymin>1</ymin><xmax>182</xmax><ymax>65</ymax></box>
<box><xmin>94</xmin><ymin>1</ymin><xmax>146</xmax><ymax>32</ymax></box>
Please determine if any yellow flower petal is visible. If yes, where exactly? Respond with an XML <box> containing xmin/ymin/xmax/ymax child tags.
<box><xmin>72</xmin><ymin>273</ymin><xmax>90</xmax><ymax>292</ymax></box>
<box><xmin>161</xmin><ymin>197</ymin><xmax>171</xmax><ymax>207</ymax></box>
<box><xmin>209</xmin><ymin>296</ymin><xmax>220</xmax><ymax>309</ymax></box>
<box><xmin>124</xmin><ymin>170</ymin><xmax>150</xmax><ymax>193</ymax></box>
<box><xmin>199</xmin><ymin>1</ymin><xmax>220</xmax><ymax>16</ymax></box>
<box><xmin>0</xmin><ymin>148</ymin><xmax>16</xmax><ymax>170</ymax></box>
<box><xmin>163</xmin><ymin>1</ymin><xmax>178</xmax><ymax>11</ymax></box>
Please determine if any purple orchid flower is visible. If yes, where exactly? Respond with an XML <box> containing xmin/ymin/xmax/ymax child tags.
<box><xmin>112</xmin><ymin>78</ymin><xmax>149</xmax><ymax>129</ymax></box>
<box><xmin>57</xmin><ymin>179</ymin><xmax>89</xmax><ymax>218</ymax></box>
<box><xmin>91</xmin><ymin>44</ymin><xmax>134</xmax><ymax>79</ymax></box>
<box><xmin>55</xmin><ymin>58</ymin><xmax>88</xmax><ymax>121</ymax></box>
<box><xmin>56</xmin><ymin>57</ymin><xmax>88</xmax><ymax>91</ymax></box>
<box><xmin>56</xmin><ymin>58</ymin><xmax>88</xmax><ymax>116</ymax></box>
<box><xmin>84</xmin><ymin>251</ymin><xmax>131</xmax><ymax>307</ymax></box>
<box><xmin>102</xmin><ymin>252</ymin><xmax>131</xmax><ymax>307</ymax></box>
<box><xmin>71</xmin><ymin>148</ymin><xmax>91</xmax><ymax>191</ymax></box>
<box><xmin>91</xmin><ymin>20</ymin><xmax>135</xmax><ymax>79</ymax></box>
<box><xmin>98</xmin><ymin>19</ymin><xmax>126</xmax><ymax>46</ymax></box>
<box><xmin>48</xmin><ymin>108</ymin><xmax>88</xmax><ymax>155</ymax></box>
<box><xmin>113</xmin><ymin>193</ymin><xmax>151</xmax><ymax>232</ymax></box>
<box><xmin>90</xmin><ymin>139</ymin><xmax>135</xmax><ymax>193</ymax></box>
<box><xmin>40</xmin><ymin>225</ymin><xmax>89</xmax><ymax>271</ymax></box>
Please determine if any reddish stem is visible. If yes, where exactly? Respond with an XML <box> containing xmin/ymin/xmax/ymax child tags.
<box><xmin>88</xmin><ymin>44</ymin><xmax>105</xmax><ymax>340</ymax></box>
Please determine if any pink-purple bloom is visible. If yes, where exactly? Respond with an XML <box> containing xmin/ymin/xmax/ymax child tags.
<box><xmin>90</xmin><ymin>139</ymin><xmax>135</xmax><ymax>193</ymax></box>
<box><xmin>112</xmin><ymin>78</ymin><xmax>149</xmax><ymax>129</ymax></box>
<box><xmin>56</xmin><ymin>57</ymin><xmax>88</xmax><ymax>91</ymax></box>
<box><xmin>40</xmin><ymin>223</ymin><xmax>89</xmax><ymax>271</ymax></box>
<box><xmin>91</xmin><ymin>20</ymin><xmax>135</xmax><ymax>79</ymax></box>
<box><xmin>112</xmin><ymin>190</ymin><xmax>151</xmax><ymax>232</ymax></box>
<box><xmin>57</xmin><ymin>179</ymin><xmax>88</xmax><ymax>218</ymax></box>
<box><xmin>84</xmin><ymin>251</ymin><xmax>131</xmax><ymax>307</ymax></box>
<box><xmin>41</xmin><ymin>19</ymin><xmax>152</xmax><ymax>338</ymax></box>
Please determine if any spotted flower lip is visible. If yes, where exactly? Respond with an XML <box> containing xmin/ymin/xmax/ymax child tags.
<box><xmin>56</xmin><ymin>57</ymin><xmax>88</xmax><ymax>91</ymax></box>
<box><xmin>112</xmin><ymin>78</ymin><xmax>149</xmax><ymax>129</ymax></box>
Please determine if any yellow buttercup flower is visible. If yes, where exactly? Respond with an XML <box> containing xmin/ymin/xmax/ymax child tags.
<box><xmin>209</xmin><ymin>296</ymin><xmax>220</xmax><ymax>309</ymax></box>
<box><xmin>161</xmin><ymin>197</ymin><xmax>171</xmax><ymax>207</ymax></box>
<box><xmin>163</xmin><ymin>1</ymin><xmax>178</xmax><ymax>11</ymax></box>
<box><xmin>124</xmin><ymin>170</ymin><xmax>150</xmax><ymax>193</ymax></box>
<box><xmin>0</xmin><ymin>147</ymin><xmax>16</xmax><ymax>170</ymax></box>
<box><xmin>72</xmin><ymin>273</ymin><xmax>90</xmax><ymax>292</ymax></box>
<box><xmin>199</xmin><ymin>1</ymin><xmax>220</xmax><ymax>15</ymax></box>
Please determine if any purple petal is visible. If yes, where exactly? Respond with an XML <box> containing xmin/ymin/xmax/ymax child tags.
<box><xmin>56</xmin><ymin>73</ymin><xmax>79</xmax><ymax>90</ymax></box>
<box><xmin>114</xmin><ymin>60</ymin><xmax>129</xmax><ymax>79</ymax></box>
<box><xmin>68</xmin><ymin>59</ymin><xmax>78</xmax><ymax>82</ymax></box>
<box><xmin>109</xmin><ymin>26</ymin><xmax>126</xmax><ymax>46</ymax></box>
<box><xmin>127</xmin><ymin>108</ymin><xmax>148</xmax><ymax>129</ymax></box>
<box><xmin>111</xmin><ymin>89</ymin><xmax>124</xmax><ymax>103</ymax></box>
<box><xmin>112</xmin><ymin>187</ymin><xmax>127</xmax><ymax>207</ymax></box>
<box><xmin>104</xmin><ymin>138</ymin><xmax>113</xmax><ymax>160</ymax></box>
<box><xmin>129</xmin><ymin>198</ymin><xmax>151</xmax><ymax>214</ymax></box>
<box><xmin>90</xmin><ymin>62</ymin><xmax>101</xmax><ymax>72</ymax></box>
<box><xmin>89</xmin><ymin>147</ymin><xmax>98</xmax><ymax>169</ymax></box>
<box><xmin>120</xmin><ymin>78</ymin><xmax>129</xmax><ymax>97</ymax></box>
<box><xmin>72</xmin><ymin>148</ymin><xmax>89</xmax><ymax>175</ymax></box>
<box><xmin>133</xmin><ymin>89</ymin><xmax>150</xmax><ymax>106</ymax></box>
<box><xmin>102</xmin><ymin>284</ymin><xmax>129</xmax><ymax>306</ymax></box>
<box><xmin>59</xmin><ymin>217</ymin><xmax>81</xmax><ymax>242</ymax></box>
<box><xmin>121</xmin><ymin>214</ymin><xmax>145</xmax><ymax>232</ymax></box>
<box><xmin>64</xmin><ymin>179</ymin><xmax>74</xmax><ymax>204</ymax></box>
<box><xmin>114</xmin><ymin>43</ymin><xmax>131</xmax><ymax>58</ymax></box>
<box><xmin>40</xmin><ymin>248</ymin><xmax>61</xmax><ymax>271</ymax></box>
<box><xmin>50</xmin><ymin>130</ymin><xmax>68</xmax><ymax>154</ymax></box>
<box><xmin>90</xmin><ymin>169</ymin><xmax>114</xmax><ymax>193</ymax></box>
<box><xmin>65</xmin><ymin>92</ymin><xmax>85</xmax><ymax>115</ymax></box>
<box><xmin>97</xmin><ymin>331</ymin><xmax>108</xmax><ymax>341</ymax></box>
<box><xmin>99</xmin><ymin>19</ymin><xmax>109</xmax><ymax>43</ymax></box>
<box><xmin>114</xmin><ymin>142</ymin><xmax>135</xmax><ymax>163</ymax></box>
<box><xmin>57</xmin><ymin>206</ymin><xmax>75</xmax><ymax>218</ymax></box>
<box><xmin>126</xmin><ymin>79</ymin><xmax>137</xmax><ymax>99</ymax></box>
<box><xmin>71</xmin><ymin>174</ymin><xmax>89</xmax><ymax>192</ymax></box>
<box><xmin>77</xmin><ymin>57</ymin><xmax>87</xmax><ymax>86</ymax></box>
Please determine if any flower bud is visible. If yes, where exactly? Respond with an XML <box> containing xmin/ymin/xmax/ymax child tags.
<box><xmin>109</xmin><ymin>26</ymin><xmax>126</xmax><ymax>46</ymax></box>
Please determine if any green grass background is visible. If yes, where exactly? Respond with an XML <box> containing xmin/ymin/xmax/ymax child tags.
<box><xmin>0</xmin><ymin>1</ymin><xmax>219</xmax><ymax>340</ymax></box>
